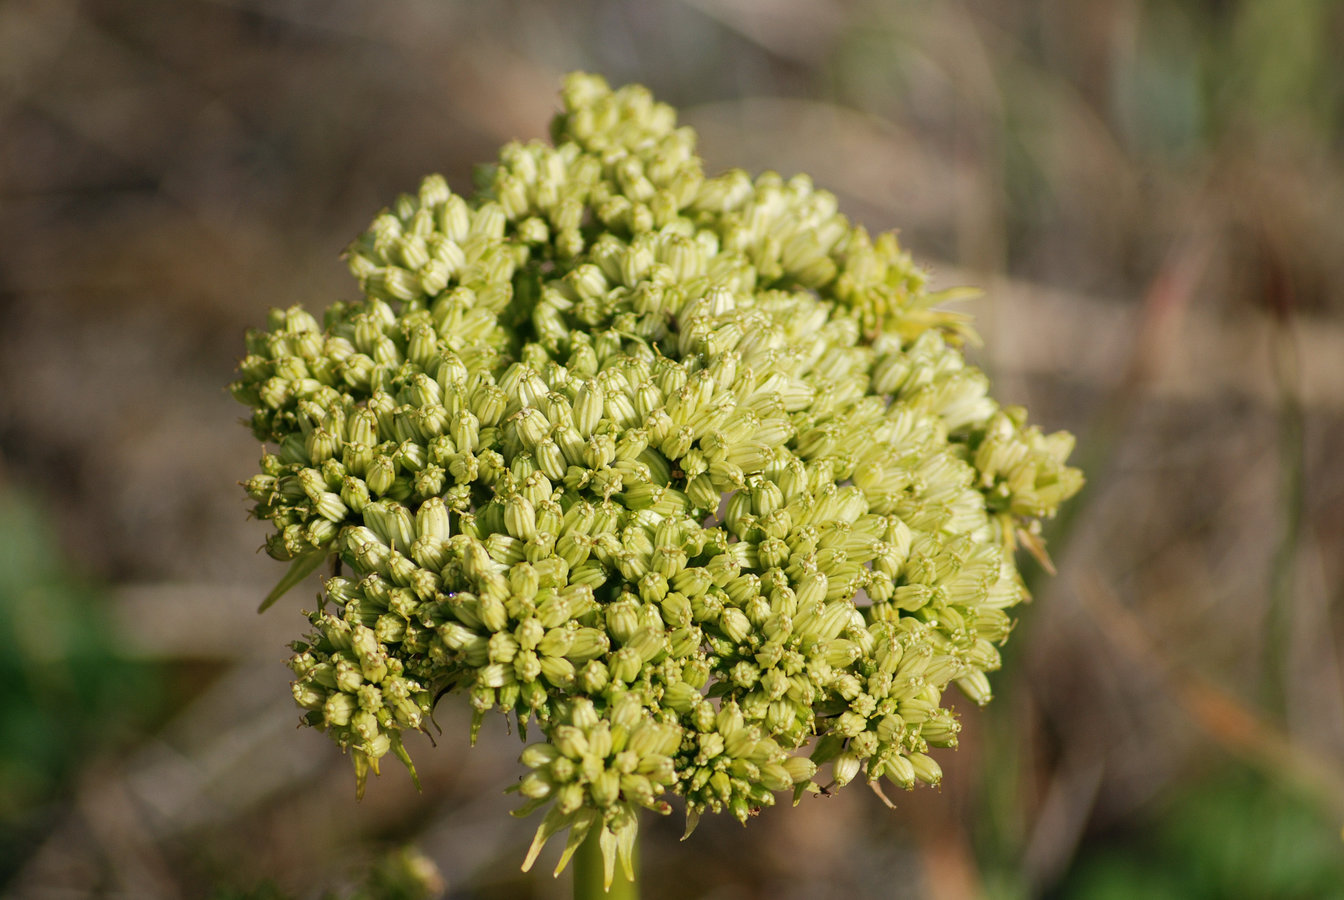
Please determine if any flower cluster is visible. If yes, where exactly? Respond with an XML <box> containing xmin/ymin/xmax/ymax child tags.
<box><xmin>232</xmin><ymin>72</ymin><xmax>1081</xmax><ymax>884</ymax></box>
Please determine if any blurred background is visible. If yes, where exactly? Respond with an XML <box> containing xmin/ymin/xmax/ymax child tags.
<box><xmin>2</xmin><ymin>0</ymin><xmax>1343</xmax><ymax>897</ymax></box>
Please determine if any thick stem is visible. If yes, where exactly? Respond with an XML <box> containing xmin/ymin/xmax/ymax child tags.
<box><xmin>572</xmin><ymin>828</ymin><xmax>638</xmax><ymax>900</ymax></box>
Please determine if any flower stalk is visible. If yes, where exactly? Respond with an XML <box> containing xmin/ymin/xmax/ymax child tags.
<box><xmin>573</xmin><ymin>826</ymin><xmax>638</xmax><ymax>900</ymax></box>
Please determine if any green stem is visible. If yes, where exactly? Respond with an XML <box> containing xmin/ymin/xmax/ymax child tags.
<box><xmin>1264</xmin><ymin>319</ymin><xmax>1304</xmax><ymax>715</ymax></box>
<box><xmin>572</xmin><ymin>828</ymin><xmax>638</xmax><ymax>900</ymax></box>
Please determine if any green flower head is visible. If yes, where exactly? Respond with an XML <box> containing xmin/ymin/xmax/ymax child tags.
<box><xmin>232</xmin><ymin>72</ymin><xmax>1081</xmax><ymax>886</ymax></box>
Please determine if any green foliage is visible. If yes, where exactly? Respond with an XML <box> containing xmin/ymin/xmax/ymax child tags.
<box><xmin>0</xmin><ymin>488</ymin><xmax>161</xmax><ymax>880</ymax></box>
<box><xmin>210</xmin><ymin>882</ymin><xmax>295</xmax><ymax>900</ymax></box>
<box><xmin>209</xmin><ymin>845</ymin><xmax>444</xmax><ymax>900</ymax></box>
<box><xmin>1055</xmin><ymin>769</ymin><xmax>1344</xmax><ymax>899</ymax></box>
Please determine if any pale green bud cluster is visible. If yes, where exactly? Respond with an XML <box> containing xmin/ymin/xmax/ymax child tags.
<box><xmin>232</xmin><ymin>72</ymin><xmax>1081</xmax><ymax>883</ymax></box>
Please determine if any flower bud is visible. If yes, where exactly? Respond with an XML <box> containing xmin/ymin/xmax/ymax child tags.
<box><xmin>719</xmin><ymin>608</ymin><xmax>751</xmax><ymax>644</ymax></box>
<box><xmin>504</xmin><ymin>494</ymin><xmax>537</xmax><ymax>540</ymax></box>
<box><xmin>292</xmin><ymin>681</ymin><xmax>326</xmax><ymax>711</ymax></box>
<box><xmin>909</xmin><ymin>752</ymin><xmax>942</xmax><ymax>786</ymax></box>
<box><xmin>566</xmin><ymin>627</ymin><xmax>610</xmax><ymax>662</ymax></box>
<box><xmin>662</xmin><ymin>681</ymin><xmax>699</xmax><ymax>714</ymax></box>
<box><xmin>574</xmin><ymin>382</ymin><xmax>604</xmax><ymax>437</ymax></box>
<box><xmin>576</xmin><ymin>660</ymin><xmax>609</xmax><ymax>694</ymax></box>
<box><xmin>313</xmin><ymin>490</ymin><xmax>348</xmax><ymax>523</ymax></box>
<box><xmin>955</xmin><ymin>670</ymin><xmax>993</xmax><ymax>706</ymax></box>
<box><xmin>514</xmin><ymin>648</ymin><xmax>542</xmax><ymax>683</ymax></box>
<box><xmin>832</xmin><ymin>752</ymin><xmax>862</xmax><ymax>787</ymax></box>
<box><xmin>324</xmin><ymin>692</ymin><xmax>359</xmax><ymax>727</ymax></box>
<box><xmin>610</xmin><ymin>647</ymin><xmax>642</xmax><ymax>683</ymax></box>
<box><xmin>539</xmin><ymin>655</ymin><xmax>576</xmax><ymax>688</ymax></box>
